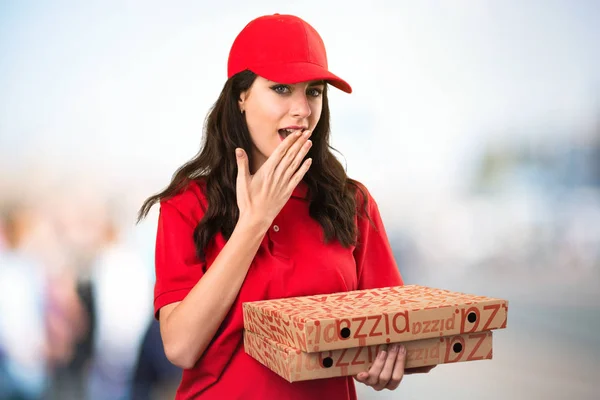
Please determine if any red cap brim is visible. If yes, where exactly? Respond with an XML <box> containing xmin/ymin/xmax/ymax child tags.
<box><xmin>250</xmin><ymin>62</ymin><xmax>352</xmax><ymax>94</ymax></box>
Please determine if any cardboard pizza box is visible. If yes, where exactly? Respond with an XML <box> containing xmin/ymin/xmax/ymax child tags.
<box><xmin>243</xmin><ymin>285</ymin><xmax>507</xmax><ymax>352</ymax></box>
<box><xmin>244</xmin><ymin>329</ymin><xmax>493</xmax><ymax>383</ymax></box>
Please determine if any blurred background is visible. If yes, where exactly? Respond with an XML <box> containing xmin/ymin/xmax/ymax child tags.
<box><xmin>1</xmin><ymin>1</ymin><xmax>599</xmax><ymax>399</ymax></box>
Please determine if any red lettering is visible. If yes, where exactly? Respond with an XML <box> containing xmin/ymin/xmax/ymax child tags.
<box><xmin>398</xmin><ymin>299</ymin><xmax>418</xmax><ymax>305</ymax></box>
<box><xmin>368</xmin><ymin>344</ymin><xmax>385</xmax><ymax>363</ymax></box>
<box><xmin>446</xmin><ymin>314</ymin><xmax>456</xmax><ymax>331</ymax></box>
<box><xmin>305</xmin><ymin>354</ymin><xmax>320</xmax><ymax>371</ymax></box>
<box><xmin>392</xmin><ymin>311</ymin><xmax>410</xmax><ymax>334</ymax></box>
<box><xmin>250</xmin><ymin>321</ymin><xmax>271</xmax><ymax>338</ymax></box>
<box><xmin>335</xmin><ymin>349</ymin><xmax>350</xmax><ymax>367</ymax></box>
<box><xmin>482</xmin><ymin>304</ymin><xmax>500</xmax><ymax>330</ymax></box>
<box><xmin>384</xmin><ymin>313</ymin><xmax>390</xmax><ymax>335</ymax></box>
<box><xmin>429</xmin><ymin>343</ymin><xmax>440</xmax><ymax>361</ymax></box>
<box><xmin>368</xmin><ymin>315</ymin><xmax>383</xmax><ymax>337</ymax></box>
<box><xmin>385</xmin><ymin>287</ymin><xmax>402</xmax><ymax>295</ymax></box>
<box><xmin>324</xmin><ymin>323</ymin><xmax>336</xmax><ymax>343</ymax></box>
<box><xmin>415</xmin><ymin>348</ymin><xmax>423</xmax><ymax>360</ymax></box>
<box><xmin>271</xmin><ymin>351</ymin><xmax>286</xmax><ymax>374</ymax></box>
<box><xmin>443</xmin><ymin>336</ymin><xmax>466</xmax><ymax>363</ymax></box>
<box><xmin>351</xmin><ymin>346</ymin><xmax>366</xmax><ymax>365</ymax></box>
<box><xmin>296</xmin><ymin>331</ymin><xmax>307</xmax><ymax>350</ymax></box>
<box><xmin>406</xmin><ymin>348</ymin><xmax>415</xmax><ymax>361</ymax></box>
<box><xmin>294</xmin><ymin>347</ymin><xmax>303</xmax><ymax>372</ymax></box>
<box><xmin>281</xmin><ymin>325</ymin><xmax>294</xmax><ymax>342</ymax></box>
<box><xmin>336</xmin><ymin>318</ymin><xmax>351</xmax><ymax>340</ymax></box>
<box><xmin>460</xmin><ymin>307</ymin><xmax>481</xmax><ymax>333</ymax></box>
<box><xmin>423</xmin><ymin>320</ymin><xmax>431</xmax><ymax>333</ymax></box>
<box><xmin>314</xmin><ymin>322</ymin><xmax>321</xmax><ymax>344</ymax></box>
<box><xmin>412</xmin><ymin>321</ymin><xmax>422</xmax><ymax>334</ymax></box>
<box><xmin>467</xmin><ymin>333</ymin><xmax>487</xmax><ymax>361</ymax></box>
<box><xmin>431</xmin><ymin>319</ymin><xmax>439</xmax><ymax>332</ymax></box>
<box><xmin>353</xmin><ymin>317</ymin><xmax>367</xmax><ymax>339</ymax></box>
<box><xmin>256</xmin><ymin>312</ymin><xmax>267</xmax><ymax>324</ymax></box>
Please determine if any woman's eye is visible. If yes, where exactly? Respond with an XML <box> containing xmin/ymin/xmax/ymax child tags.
<box><xmin>307</xmin><ymin>88</ymin><xmax>323</xmax><ymax>97</ymax></box>
<box><xmin>271</xmin><ymin>85</ymin><xmax>291</xmax><ymax>94</ymax></box>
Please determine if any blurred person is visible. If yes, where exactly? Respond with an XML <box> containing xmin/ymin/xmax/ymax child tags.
<box><xmin>86</xmin><ymin>204</ymin><xmax>154</xmax><ymax>400</ymax></box>
<box><xmin>45</xmin><ymin>189</ymin><xmax>107</xmax><ymax>400</ymax></box>
<box><xmin>15</xmin><ymin>191</ymin><xmax>90</xmax><ymax>376</ymax></box>
<box><xmin>137</xmin><ymin>14</ymin><xmax>433</xmax><ymax>400</ymax></box>
<box><xmin>0</xmin><ymin>217</ymin><xmax>7</xmax><ymax>252</ymax></box>
<box><xmin>0</xmin><ymin>203</ymin><xmax>48</xmax><ymax>400</ymax></box>
<box><xmin>129</xmin><ymin>210</ymin><xmax>181</xmax><ymax>400</ymax></box>
<box><xmin>130</xmin><ymin>319</ymin><xmax>181</xmax><ymax>400</ymax></box>
<box><xmin>44</xmin><ymin>272</ymin><xmax>89</xmax><ymax>367</ymax></box>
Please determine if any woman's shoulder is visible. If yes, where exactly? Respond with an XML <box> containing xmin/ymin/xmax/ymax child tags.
<box><xmin>347</xmin><ymin>178</ymin><xmax>375</xmax><ymax>210</ymax></box>
<box><xmin>160</xmin><ymin>178</ymin><xmax>208</xmax><ymax>219</ymax></box>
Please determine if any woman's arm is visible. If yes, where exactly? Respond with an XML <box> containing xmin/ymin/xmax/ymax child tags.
<box><xmin>159</xmin><ymin>130</ymin><xmax>313</xmax><ymax>369</ymax></box>
<box><xmin>159</xmin><ymin>215</ymin><xmax>269</xmax><ymax>369</ymax></box>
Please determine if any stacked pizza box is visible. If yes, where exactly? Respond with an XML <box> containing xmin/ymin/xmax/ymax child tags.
<box><xmin>242</xmin><ymin>285</ymin><xmax>508</xmax><ymax>382</ymax></box>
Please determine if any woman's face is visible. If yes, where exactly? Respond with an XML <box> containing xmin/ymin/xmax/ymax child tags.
<box><xmin>239</xmin><ymin>76</ymin><xmax>325</xmax><ymax>173</ymax></box>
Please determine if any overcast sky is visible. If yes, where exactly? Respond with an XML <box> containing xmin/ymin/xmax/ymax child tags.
<box><xmin>1</xmin><ymin>0</ymin><xmax>599</xmax><ymax>200</ymax></box>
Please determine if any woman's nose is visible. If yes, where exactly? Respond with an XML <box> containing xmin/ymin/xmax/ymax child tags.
<box><xmin>290</xmin><ymin>93</ymin><xmax>312</xmax><ymax>119</ymax></box>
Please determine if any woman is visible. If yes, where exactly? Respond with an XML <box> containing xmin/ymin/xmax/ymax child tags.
<box><xmin>138</xmin><ymin>13</ymin><xmax>432</xmax><ymax>400</ymax></box>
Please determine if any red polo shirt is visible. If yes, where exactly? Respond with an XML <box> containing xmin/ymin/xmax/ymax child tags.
<box><xmin>154</xmin><ymin>179</ymin><xmax>403</xmax><ymax>400</ymax></box>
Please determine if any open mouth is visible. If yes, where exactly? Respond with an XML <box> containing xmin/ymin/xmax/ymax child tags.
<box><xmin>278</xmin><ymin>128</ymin><xmax>305</xmax><ymax>141</ymax></box>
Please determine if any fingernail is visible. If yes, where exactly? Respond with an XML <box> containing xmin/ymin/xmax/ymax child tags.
<box><xmin>303</xmin><ymin>130</ymin><xmax>311</xmax><ymax>137</ymax></box>
<box><xmin>235</xmin><ymin>149</ymin><xmax>243</xmax><ymax>158</ymax></box>
<box><xmin>379</xmin><ymin>350</ymin><xmax>386</xmax><ymax>360</ymax></box>
<box><xmin>389</xmin><ymin>344</ymin><xmax>397</xmax><ymax>352</ymax></box>
<box><xmin>399</xmin><ymin>345</ymin><xmax>406</xmax><ymax>355</ymax></box>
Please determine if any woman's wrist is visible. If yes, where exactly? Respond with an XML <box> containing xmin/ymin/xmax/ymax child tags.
<box><xmin>236</xmin><ymin>212</ymin><xmax>272</xmax><ymax>236</ymax></box>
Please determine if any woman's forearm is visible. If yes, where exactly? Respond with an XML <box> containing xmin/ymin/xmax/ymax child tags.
<box><xmin>160</xmin><ymin>214</ymin><xmax>270</xmax><ymax>369</ymax></box>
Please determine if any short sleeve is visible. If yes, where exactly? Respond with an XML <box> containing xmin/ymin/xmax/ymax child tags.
<box><xmin>353</xmin><ymin>186</ymin><xmax>404</xmax><ymax>290</ymax></box>
<box><xmin>153</xmin><ymin>201</ymin><xmax>206</xmax><ymax>318</ymax></box>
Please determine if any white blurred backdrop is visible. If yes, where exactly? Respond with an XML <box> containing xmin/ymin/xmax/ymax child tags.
<box><xmin>1</xmin><ymin>1</ymin><xmax>599</xmax><ymax>399</ymax></box>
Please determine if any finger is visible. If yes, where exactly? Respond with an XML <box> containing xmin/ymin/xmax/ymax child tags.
<box><xmin>274</xmin><ymin>130</ymin><xmax>311</xmax><ymax>179</ymax></box>
<box><xmin>236</xmin><ymin>148</ymin><xmax>249</xmax><ymax>182</ymax></box>
<box><xmin>373</xmin><ymin>344</ymin><xmax>400</xmax><ymax>391</ymax></box>
<box><xmin>287</xmin><ymin>158</ymin><xmax>312</xmax><ymax>191</ymax></box>
<box><xmin>386</xmin><ymin>345</ymin><xmax>407</xmax><ymax>390</ymax></box>
<box><xmin>365</xmin><ymin>349</ymin><xmax>387</xmax><ymax>386</ymax></box>
<box><xmin>283</xmin><ymin>136</ymin><xmax>312</xmax><ymax>181</ymax></box>
<box><xmin>264</xmin><ymin>130</ymin><xmax>304</xmax><ymax>170</ymax></box>
<box><xmin>273</xmin><ymin>131</ymin><xmax>310</xmax><ymax>181</ymax></box>
<box><xmin>235</xmin><ymin>148</ymin><xmax>250</xmax><ymax>204</ymax></box>
<box><xmin>355</xmin><ymin>372</ymin><xmax>369</xmax><ymax>382</ymax></box>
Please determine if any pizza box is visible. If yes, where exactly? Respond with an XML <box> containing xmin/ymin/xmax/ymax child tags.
<box><xmin>242</xmin><ymin>285</ymin><xmax>507</xmax><ymax>352</ymax></box>
<box><xmin>243</xmin><ymin>329</ymin><xmax>493</xmax><ymax>382</ymax></box>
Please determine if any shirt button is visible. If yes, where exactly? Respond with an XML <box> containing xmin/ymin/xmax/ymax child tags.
<box><xmin>273</xmin><ymin>225</ymin><xmax>280</xmax><ymax>232</ymax></box>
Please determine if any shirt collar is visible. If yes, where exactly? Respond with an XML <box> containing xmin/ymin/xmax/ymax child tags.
<box><xmin>291</xmin><ymin>181</ymin><xmax>309</xmax><ymax>200</ymax></box>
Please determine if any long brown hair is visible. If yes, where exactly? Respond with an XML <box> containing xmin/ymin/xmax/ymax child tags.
<box><xmin>138</xmin><ymin>70</ymin><xmax>368</xmax><ymax>261</ymax></box>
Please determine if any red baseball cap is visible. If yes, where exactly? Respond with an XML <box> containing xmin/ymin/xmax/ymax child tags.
<box><xmin>227</xmin><ymin>14</ymin><xmax>352</xmax><ymax>93</ymax></box>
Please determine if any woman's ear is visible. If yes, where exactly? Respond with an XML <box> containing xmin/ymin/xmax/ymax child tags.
<box><xmin>238</xmin><ymin>91</ymin><xmax>247</xmax><ymax>113</ymax></box>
